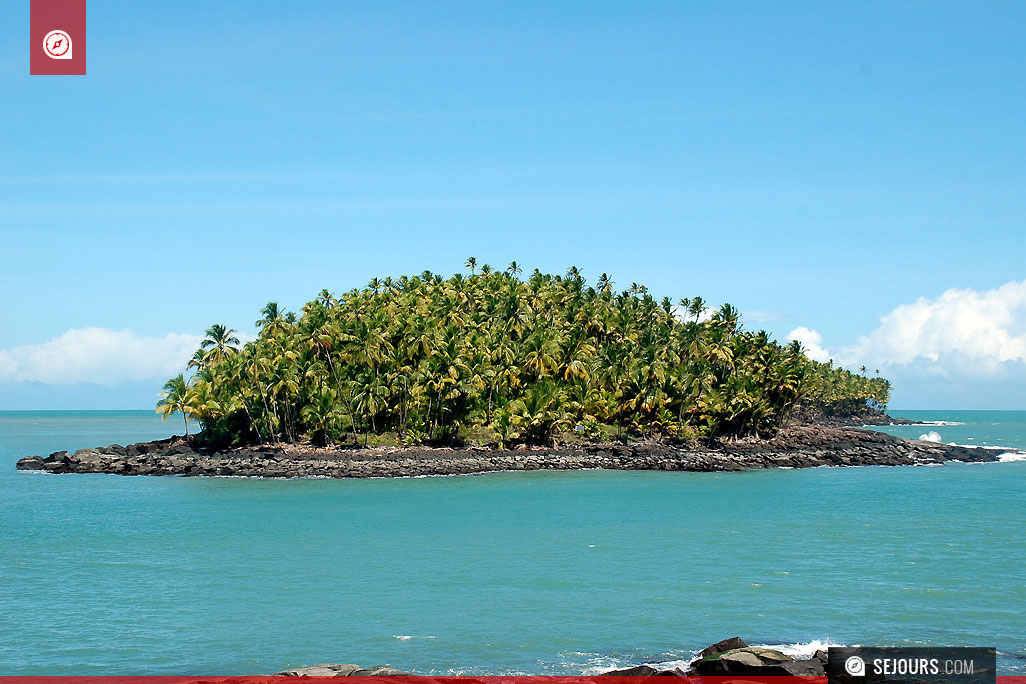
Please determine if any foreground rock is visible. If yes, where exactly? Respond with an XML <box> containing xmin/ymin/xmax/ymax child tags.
<box><xmin>688</xmin><ymin>645</ymin><xmax>828</xmax><ymax>677</ymax></box>
<box><xmin>600</xmin><ymin>664</ymin><xmax>688</xmax><ymax>676</ymax></box>
<box><xmin>695</xmin><ymin>636</ymin><xmax>749</xmax><ymax>659</ymax></box>
<box><xmin>16</xmin><ymin>425</ymin><xmax>998</xmax><ymax>478</ymax></box>
<box><xmin>603</xmin><ymin>637</ymin><xmax>828</xmax><ymax>678</ymax></box>
<box><xmin>268</xmin><ymin>637</ymin><xmax>827</xmax><ymax>677</ymax></box>
<box><xmin>275</xmin><ymin>664</ymin><xmax>410</xmax><ymax>677</ymax></box>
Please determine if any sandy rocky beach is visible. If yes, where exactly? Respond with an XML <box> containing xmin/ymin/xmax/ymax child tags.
<box><xmin>17</xmin><ymin>423</ymin><xmax>998</xmax><ymax>478</ymax></box>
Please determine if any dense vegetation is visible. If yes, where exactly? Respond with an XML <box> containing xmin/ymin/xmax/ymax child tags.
<box><xmin>157</xmin><ymin>261</ymin><xmax>890</xmax><ymax>447</ymax></box>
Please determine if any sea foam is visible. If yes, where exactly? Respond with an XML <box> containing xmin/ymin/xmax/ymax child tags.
<box><xmin>753</xmin><ymin>639</ymin><xmax>841</xmax><ymax>658</ymax></box>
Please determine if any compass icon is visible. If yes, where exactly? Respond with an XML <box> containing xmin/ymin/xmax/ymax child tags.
<box><xmin>44</xmin><ymin>29</ymin><xmax>72</xmax><ymax>59</ymax></box>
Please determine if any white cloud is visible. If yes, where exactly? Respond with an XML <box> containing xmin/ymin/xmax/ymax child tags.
<box><xmin>0</xmin><ymin>328</ymin><xmax>202</xmax><ymax>385</ymax></box>
<box><xmin>788</xmin><ymin>280</ymin><xmax>1026</xmax><ymax>384</ymax></box>
<box><xmin>787</xmin><ymin>326</ymin><xmax>832</xmax><ymax>363</ymax></box>
<box><xmin>846</xmin><ymin>280</ymin><xmax>1026</xmax><ymax>374</ymax></box>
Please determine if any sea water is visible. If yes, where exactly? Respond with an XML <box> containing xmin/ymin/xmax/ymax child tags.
<box><xmin>1</xmin><ymin>410</ymin><xmax>1023</xmax><ymax>675</ymax></box>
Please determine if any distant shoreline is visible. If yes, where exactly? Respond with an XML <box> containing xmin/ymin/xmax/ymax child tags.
<box><xmin>16</xmin><ymin>423</ymin><xmax>997</xmax><ymax>478</ymax></box>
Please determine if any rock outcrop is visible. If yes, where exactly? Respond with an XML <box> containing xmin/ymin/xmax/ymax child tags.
<box><xmin>275</xmin><ymin>664</ymin><xmax>363</xmax><ymax>676</ymax></box>
<box><xmin>275</xmin><ymin>664</ymin><xmax>409</xmax><ymax>677</ymax></box>
<box><xmin>266</xmin><ymin>638</ymin><xmax>831</xmax><ymax>678</ymax></box>
<box><xmin>604</xmin><ymin>637</ymin><xmax>829</xmax><ymax>678</ymax></box>
<box><xmin>600</xmin><ymin>664</ymin><xmax>688</xmax><ymax>677</ymax></box>
<box><xmin>688</xmin><ymin>645</ymin><xmax>828</xmax><ymax>676</ymax></box>
<box><xmin>696</xmin><ymin>636</ymin><xmax>749</xmax><ymax>659</ymax></box>
<box><xmin>16</xmin><ymin>425</ymin><xmax>998</xmax><ymax>478</ymax></box>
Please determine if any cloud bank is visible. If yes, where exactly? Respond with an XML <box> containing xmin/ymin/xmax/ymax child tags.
<box><xmin>0</xmin><ymin>328</ymin><xmax>202</xmax><ymax>386</ymax></box>
<box><xmin>787</xmin><ymin>280</ymin><xmax>1026</xmax><ymax>401</ymax></box>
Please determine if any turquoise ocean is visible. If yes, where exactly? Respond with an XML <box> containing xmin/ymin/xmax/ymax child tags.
<box><xmin>1</xmin><ymin>410</ymin><xmax>1024</xmax><ymax>675</ymax></box>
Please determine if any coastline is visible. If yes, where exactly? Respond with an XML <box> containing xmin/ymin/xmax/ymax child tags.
<box><xmin>16</xmin><ymin>424</ymin><xmax>997</xmax><ymax>478</ymax></box>
<box><xmin>272</xmin><ymin>637</ymin><xmax>832</xmax><ymax>677</ymax></box>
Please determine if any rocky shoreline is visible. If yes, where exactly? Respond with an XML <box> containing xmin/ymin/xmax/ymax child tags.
<box><xmin>16</xmin><ymin>424</ymin><xmax>996</xmax><ymax>478</ymax></box>
<box><xmin>271</xmin><ymin>637</ymin><xmax>829</xmax><ymax>677</ymax></box>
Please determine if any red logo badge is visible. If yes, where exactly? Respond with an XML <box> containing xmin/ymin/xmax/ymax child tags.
<box><xmin>31</xmin><ymin>0</ymin><xmax>86</xmax><ymax>75</ymax></box>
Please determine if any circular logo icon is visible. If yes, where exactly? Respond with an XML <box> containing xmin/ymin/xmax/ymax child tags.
<box><xmin>43</xmin><ymin>29</ymin><xmax>73</xmax><ymax>59</ymax></box>
<box><xmin>845</xmin><ymin>655</ymin><xmax>867</xmax><ymax>677</ymax></box>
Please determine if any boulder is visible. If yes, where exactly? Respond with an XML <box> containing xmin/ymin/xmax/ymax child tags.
<box><xmin>777</xmin><ymin>650</ymin><xmax>827</xmax><ymax>676</ymax></box>
<box><xmin>275</xmin><ymin>664</ymin><xmax>362</xmax><ymax>677</ymax></box>
<box><xmin>16</xmin><ymin>456</ymin><xmax>45</xmax><ymax>470</ymax></box>
<box><xmin>688</xmin><ymin>647</ymin><xmax>794</xmax><ymax>676</ymax></box>
<box><xmin>71</xmin><ymin>448</ymin><xmax>103</xmax><ymax>465</ymax></box>
<box><xmin>697</xmin><ymin>636</ymin><xmax>748</xmax><ymax>659</ymax></box>
<box><xmin>349</xmin><ymin>666</ymin><xmax>411</xmax><ymax>676</ymax></box>
<box><xmin>600</xmin><ymin>665</ymin><xmax>686</xmax><ymax>677</ymax></box>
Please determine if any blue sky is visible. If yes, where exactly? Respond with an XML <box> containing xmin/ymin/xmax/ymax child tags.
<box><xmin>2</xmin><ymin>1</ymin><xmax>1025</xmax><ymax>409</ymax></box>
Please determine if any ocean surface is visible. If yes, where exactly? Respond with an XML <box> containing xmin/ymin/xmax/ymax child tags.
<box><xmin>1</xmin><ymin>409</ymin><xmax>1024</xmax><ymax>676</ymax></box>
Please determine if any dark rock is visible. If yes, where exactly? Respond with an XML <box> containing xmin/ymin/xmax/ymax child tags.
<box><xmin>72</xmin><ymin>449</ymin><xmax>103</xmax><ymax>465</ymax></box>
<box><xmin>15</xmin><ymin>424</ymin><xmax>998</xmax><ymax>479</ymax></box>
<box><xmin>697</xmin><ymin>636</ymin><xmax>748</xmax><ymax>659</ymax></box>
<box><xmin>778</xmin><ymin>657</ymin><xmax>827</xmax><ymax>676</ymax></box>
<box><xmin>688</xmin><ymin>647</ymin><xmax>794</xmax><ymax>676</ymax></box>
<box><xmin>275</xmin><ymin>664</ymin><xmax>362</xmax><ymax>677</ymax></box>
<box><xmin>601</xmin><ymin>665</ymin><xmax>673</xmax><ymax>677</ymax></box>
<box><xmin>349</xmin><ymin>666</ymin><xmax>411</xmax><ymax>676</ymax></box>
<box><xmin>16</xmin><ymin>456</ymin><xmax>45</xmax><ymax>470</ymax></box>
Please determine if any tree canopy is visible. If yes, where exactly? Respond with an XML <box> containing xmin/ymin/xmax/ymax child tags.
<box><xmin>160</xmin><ymin>262</ymin><xmax>890</xmax><ymax>447</ymax></box>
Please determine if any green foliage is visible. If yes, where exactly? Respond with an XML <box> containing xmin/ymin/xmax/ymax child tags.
<box><xmin>162</xmin><ymin>263</ymin><xmax>890</xmax><ymax>447</ymax></box>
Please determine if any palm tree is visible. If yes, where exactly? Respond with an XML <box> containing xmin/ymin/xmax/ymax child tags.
<box><xmin>167</xmin><ymin>259</ymin><xmax>888</xmax><ymax>447</ymax></box>
<box><xmin>256</xmin><ymin>302</ymin><xmax>288</xmax><ymax>336</ymax></box>
<box><xmin>688</xmin><ymin>297</ymin><xmax>706</xmax><ymax>322</ymax></box>
<box><xmin>156</xmin><ymin>374</ymin><xmax>192</xmax><ymax>436</ymax></box>
<box><xmin>199</xmin><ymin>324</ymin><xmax>240</xmax><ymax>367</ymax></box>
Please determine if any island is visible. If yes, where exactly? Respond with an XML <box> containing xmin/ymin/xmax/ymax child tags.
<box><xmin>15</xmin><ymin>262</ymin><xmax>1000</xmax><ymax>476</ymax></box>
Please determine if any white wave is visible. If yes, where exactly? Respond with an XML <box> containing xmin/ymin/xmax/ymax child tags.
<box><xmin>917</xmin><ymin>420</ymin><xmax>965</xmax><ymax>426</ymax></box>
<box><xmin>578</xmin><ymin>656</ymin><xmax>633</xmax><ymax>676</ymax></box>
<box><xmin>943</xmin><ymin>440</ymin><xmax>1026</xmax><ymax>451</ymax></box>
<box><xmin>998</xmin><ymin>452</ymin><xmax>1026</xmax><ymax>462</ymax></box>
<box><xmin>753</xmin><ymin>639</ymin><xmax>841</xmax><ymax>658</ymax></box>
<box><xmin>919</xmin><ymin>431</ymin><xmax>943</xmax><ymax>442</ymax></box>
<box><xmin>647</xmin><ymin>658</ymin><xmax>695</xmax><ymax>672</ymax></box>
<box><xmin>392</xmin><ymin>634</ymin><xmax>435</xmax><ymax>640</ymax></box>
